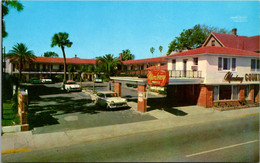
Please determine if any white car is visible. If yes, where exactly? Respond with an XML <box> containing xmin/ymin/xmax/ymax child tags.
<box><xmin>61</xmin><ymin>80</ymin><xmax>81</xmax><ymax>92</ymax></box>
<box><xmin>95</xmin><ymin>91</ymin><xmax>128</xmax><ymax>109</ymax></box>
<box><xmin>94</xmin><ymin>78</ymin><xmax>103</xmax><ymax>83</ymax></box>
<box><xmin>41</xmin><ymin>78</ymin><xmax>52</xmax><ymax>84</ymax></box>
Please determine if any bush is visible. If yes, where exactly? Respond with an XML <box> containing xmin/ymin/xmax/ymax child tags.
<box><xmin>239</xmin><ymin>99</ymin><xmax>248</xmax><ymax>105</ymax></box>
<box><xmin>3</xmin><ymin>74</ymin><xmax>14</xmax><ymax>101</ymax></box>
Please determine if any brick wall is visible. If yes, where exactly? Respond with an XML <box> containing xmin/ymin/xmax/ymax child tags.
<box><xmin>114</xmin><ymin>82</ymin><xmax>122</xmax><ymax>97</ymax></box>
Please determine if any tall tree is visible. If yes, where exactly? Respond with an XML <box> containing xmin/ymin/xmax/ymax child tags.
<box><xmin>159</xmin><ymin>46</ymin><xmax>163</xmax><ymax>55</ymax></box>
<box><xmin>96</xmin><ymin>54</ymin><xmax>120</xmax><ymax>78</ymax></box>
<box><xmin>167</xmin><ymin>24</ymin><xmax>232</xmax><ymax>55</ymax></box>
<box><xmin>51</xmin><ymin>32</ymin><xmax>72</xmax><ymax>83</ymax></box>
<box><xmin>150</xmin><ymin>47</ymin><xmax>155</xmax><ymax>57</ymax></box>
<box><xmin>43</xmin><ymin>51</ymin><xmax>59</xmax><ymax>57</ymax></box>
<box><xmin>2</xmin><ymin>0</ymin><xmax>24</xmax><ymax>38</ymax></box>
<box><xmin>7</xmin><ymin>43</ymin><xmax>35</xmax><ymax>80</ymax></box>
<box><xmin>67</xmin><ymin>65</ymin><xmax>73</xmax><ymax>80</ymax></box>
<box><xmin>121</xmin><ymin>49</ymin><xmax>135</xmax><ymax>61</ymax></box>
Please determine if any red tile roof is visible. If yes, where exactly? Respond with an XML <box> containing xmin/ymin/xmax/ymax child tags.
<box><xmin>122</xmin><ymin>56</ymin><xmax>167</xmax><ymax>65</ymax></box>
<box><xmin>32</xmin><ymin>57</ymin><xmax>96</xmax><ymax>64</ymax></box>
<box><xmin>145</xmin><ymin>65</ymin><xmax>167</xmax><ymax>70</ymax></box>
<box><xmin>167</xmin><ymin>46</ymin><xmax>260</xmax><ymax>58</ymax></box>
<box><xmin>211</xmin><ymin>32</ymin><xmax>260</xmax><ymax>52</ymax></box>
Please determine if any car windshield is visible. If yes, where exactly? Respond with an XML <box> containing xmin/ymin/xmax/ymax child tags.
<box><xmin>105</xmin><ymin>93</ymin><xmax>117</xmax><ymax>97</ymax></box>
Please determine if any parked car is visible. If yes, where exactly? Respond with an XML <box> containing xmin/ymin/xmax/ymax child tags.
<box><xmin>30</xmin><ymin>77</ymin><xmax>42</xmax><ymax>84</ymax></box>
<box><xmin>41</xmin><ymin>78</ymin><xmax>52</xmax><ymax>84</ymax></box>
<box><xmin>94</xmin><ymin>77</ymin><xmax>103</xmax><ymax>83</ymax></box>
<box><xmin>95</xmin><ymin>91</ymin><xmax>128</xmax><ymax>109</ymax></box>
<box><xmin>61</xmin><ymin>80</ymin><xmax>81</xmax><ymax>92</ymax></box>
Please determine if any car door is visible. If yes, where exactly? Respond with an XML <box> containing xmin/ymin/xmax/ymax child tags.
<box><xmin>97</xmin><ymin>93</ymin><xmax>106</xmax><ymax>106</ymax></box>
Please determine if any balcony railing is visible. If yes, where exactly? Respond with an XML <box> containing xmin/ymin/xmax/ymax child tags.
<box><xmin>117</xmin><ymin>70</ymin><xmax>202</xmax><ymax>78</ymax></box>
<box><xmin>169</xmin><ymin>70</ymin><xmax>202</xmax><ymax>78</ymax></box>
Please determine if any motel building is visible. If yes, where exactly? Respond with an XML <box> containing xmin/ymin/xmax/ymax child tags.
<box><xmin>5</xmin><ymin>56</ymin><xmax>96</xmax><ymax>81</ymax></box>
<box><xmin>166</xmin><ymin>46</ymin><xmax>260</xmax><ymax>108</ymax></box>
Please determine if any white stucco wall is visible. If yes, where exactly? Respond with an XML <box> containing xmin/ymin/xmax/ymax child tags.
<box><xmin>205</xmin><ymin>55</ymin><xmax>259</xmax><ymax>84</ymax></box>
<box><xmin>167</xmin><ymin>54</ymin><xmax>260</xmax><ymax>85</ymax></box>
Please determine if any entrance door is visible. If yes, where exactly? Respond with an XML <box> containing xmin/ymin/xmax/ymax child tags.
<box><xmin>183</xmin><ymin>59</ymin><xmax>187</xmax><ymax>77</ymax></box>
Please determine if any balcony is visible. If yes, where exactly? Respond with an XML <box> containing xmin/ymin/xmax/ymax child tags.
<box><xmin>169</xmin><ymin>70</ymin><xmax>202</xmax><ymax>78</ymax></box>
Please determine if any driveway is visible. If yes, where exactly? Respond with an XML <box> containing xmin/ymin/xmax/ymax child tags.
<box><xmin>21</xmin><ymin>83</ymin><xmax>156</xmax><ymax>134</ymax></box>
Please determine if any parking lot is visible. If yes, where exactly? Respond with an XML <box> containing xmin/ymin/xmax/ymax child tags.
<box><xmin>23</xmin><ymin>82</ymin><xmax>156</xmax><ymax>134</ymax></box>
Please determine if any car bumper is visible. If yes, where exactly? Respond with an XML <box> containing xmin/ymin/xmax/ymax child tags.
<box><xmin>108</xmin><ymin>103</ymin><xmax>128</xmax><ymax>109</ymax></box>
<box><xmin>69</xmin><ymin>88</ymin><xmax>82</xmax><ymax>92</ymax></box>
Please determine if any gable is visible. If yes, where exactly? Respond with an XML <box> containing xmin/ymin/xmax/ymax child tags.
<box><xmin>203</xmin><ymin>34</ymin><xmax>223</xmax><ymax>47</ymax></box>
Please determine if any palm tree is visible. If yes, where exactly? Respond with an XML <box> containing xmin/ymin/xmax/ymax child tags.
<box><xmin>43</xmin><ymin>51</ymin><xmax>59</xmax><ymax>57</ymax></box>
<box><xmin>96</xmin><ymin>54</ymin><xmax>120</xmax><ymax>78</ymax></box>
<box><xmin>122</xmin><ymin>49</ymin><xmax>135</xmax><ymax>61</ymax></box>
<box><xmin>67</xmin><ymin>65</ymin><xmax>73</xmax><ymax>80</ymax></box>
<box><xmin>2</xmin><ymin>0</ymin><xmax>24</xmax><ymax>38</ymax></box>
<box><xmin>7</xmin><ymin>43</ymin><xmax>35</xmax><ymax>81</ymax></box>
<box><xmin>51</xmin><ymin>32</ymin><xmax>72</xmax><ymax>83</ymax></box>
<box><xmin>77</xmin><ymin>65</ymin><xmax>87</xmax><ymax>88</ymax></box>
<box><xmin>150</xmin><ymin>47</ymin><xmax>155</xmax><ymax>57</ymax></box>
<box><xmin>159</xmin><ymin>46</ymin><xmax>163</xmax><ymax>55</ymax></box>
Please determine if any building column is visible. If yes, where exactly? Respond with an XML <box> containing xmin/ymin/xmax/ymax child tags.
<box><xmin>249</xmin><ymin>85</ymin><xmax>254</xmax><ymax>101</ymax></box>
<box><xmin>137</xmin><ymin>85</ymin><xmax>147</xmax><ymax>112</ymax></box>
<box><xmin>197</xmin><ymin>85</ymin><xmax>213</xmax><ymax>108</ymax></box>
<box><xmin>114</xmin><ymin>82</ymin><xmax>121</xmax><ymax>97</ymax></box>
<box><xmin>255</xmin><ymin>84</ymin><xmax>259</xmax><ymax>103</ymax></box>
<box><xmin>239</xmin><ymin>85</ymin><xmax>245</xmax><ymax>101</ymax></box>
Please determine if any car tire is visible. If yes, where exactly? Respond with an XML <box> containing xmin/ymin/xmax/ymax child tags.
<box><xmin>105</xmin><ymin>103</ymin><xmax>110</xmax><ymax>110</ymax></box>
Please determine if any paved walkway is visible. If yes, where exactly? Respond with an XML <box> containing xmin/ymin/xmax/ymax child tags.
<box><xmin>1</xmin><ymin>106</ymin><xmax>259</xmax><ymax>154</ymax></box>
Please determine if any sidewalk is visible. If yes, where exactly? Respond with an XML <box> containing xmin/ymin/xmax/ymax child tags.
<box><xmin>2</xmin><ymin>106</ymin><xmax>259</xmax><ymax>154</ymax></box>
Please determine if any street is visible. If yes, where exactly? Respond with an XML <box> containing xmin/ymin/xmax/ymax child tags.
<box><xmin>2</xmin><ymin>114</ymin><xmax>259</xmax><ymax>162</ymax></box>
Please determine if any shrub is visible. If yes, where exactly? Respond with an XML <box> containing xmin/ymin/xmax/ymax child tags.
<box><xmin>214</xmin><ymin>102</ymin><xmax>219</xmax><ymax>107</ymax></box>
<box><xmin>239</xmin><ymin>99</ymin><xmax>248</xmax><ymax>105</ymax></box>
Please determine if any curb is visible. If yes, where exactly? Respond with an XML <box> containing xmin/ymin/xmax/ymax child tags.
<box><xmin>2</xmin><ymin>148</ymin><xmax>31</xmax><ymax>155</ymax></box>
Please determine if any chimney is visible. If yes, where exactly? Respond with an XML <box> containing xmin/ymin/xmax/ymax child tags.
<box><xmin>232</xmin><ymin>28</ymin><xmax>237</xmax><ymax>36</ymax></box>
<box><xmin>119</xmin><ymin>53</ymin><xmax>122</xmax><ymax>61</ymax></box>
<box><xmin>75</xmin><ymin>54</ymin><xmax>77</xmax><ymax>58</ymax></box>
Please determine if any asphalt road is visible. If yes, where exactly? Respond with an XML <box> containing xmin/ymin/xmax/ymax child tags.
<box><xmin>2</xmin><ymin>115</ymin><xmax>259</xmax><ymax>162</ymax></box>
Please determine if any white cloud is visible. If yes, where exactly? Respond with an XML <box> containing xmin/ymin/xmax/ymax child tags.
<box><xmin>230</xmin><ymin>16</ymin><xmax>248</xmax><ymax>22</ymax></box>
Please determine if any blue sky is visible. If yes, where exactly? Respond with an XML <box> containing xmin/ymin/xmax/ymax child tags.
<box><xmin>3</xmin><ymin>1</ymin><xmax>259</xmax><ymax>59</ymax></box>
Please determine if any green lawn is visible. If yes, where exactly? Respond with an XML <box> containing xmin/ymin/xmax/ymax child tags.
<box><xmin>2</xmin><ymin>103</ymin><xmax>20</xmax><ymax>126</ymax></box>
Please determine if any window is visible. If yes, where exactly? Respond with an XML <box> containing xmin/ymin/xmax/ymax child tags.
<box><xmin>218</xmin><ymin>57</ymin><xmax>236</xmax><ymax>71</ymax></box>
<box><xmin>211</xmin><ymin>40</ymin><xmax>215</xmax><ymax>46</ymax></box>
<box><xmin>193</xmin><ymin>57</ymin><xmax>198</xmax><ymax>65</ymax></box>
<box><xmin>251</xmin><ymin>59</ymin><xmax>260</xmax><ymax>71</ymax></box>
<box><xmin>232</xmin><ymin>58</ymin><xmax>236</xmax><ymax>71</ymax></box>
<box><xmin>172</xmin><ymin>59</ymin><xmax>176</xmax><ymax>70</ymax></box>
<box><xmin>218</xmin><ymin>57</ymin><xmax>222</xmax><ymax>71</ymax></box>
<box><xmin>244</xmin><ymin>85</ymin><xmax>250</xmax><ymax>100</ymax></box>
<box><xmin>223</xmin><ymin>58</ymin><xmax>230</xmax><ymax>70</ymax></box>
<box><xmin>232</xmin><ymin>85</ymin><xmax>238</xmax><ymax>100</ymax></box>
<box><xmin>219</xmin><ymin>85</ymin><xmax>231</xmax><ymax>100</ymax></box>
<box><xmin>251</xmin><ymin>59</ymin><xmax>256</xmax><ymax>71</ymax></box>
<box><xmin>213</xmin><ymin>86</ymin><xmax>219</xmax><ymax>101</ymax></box>
<box><xmin>257</xmin><ymin>60</ymin><xmax>260</xmax><ymax>71</ymax></box>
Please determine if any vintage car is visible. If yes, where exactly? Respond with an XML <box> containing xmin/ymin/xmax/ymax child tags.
<box><xmin>95</xmin><ymin>91</ymin><xmax>128</xmax><ymax>109</ymax></box>
<box><xmin>30</xmin><ymin>77</ymin><xmax>42</xmax><ymax>84</ymax></box>
<box><xmin>41</xmin><ymin>78</ymin><xmax>52</xmax><ymax>84</ymax></box>
<box><xmin>94</xmin><ymin>77</ymin><xmax>103</xmax><ymax>83</ymax></box>
<box><xmin>61</xmin><ymin>80</ymin><xmax>81</xmax><ymax>92</ymax></box>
